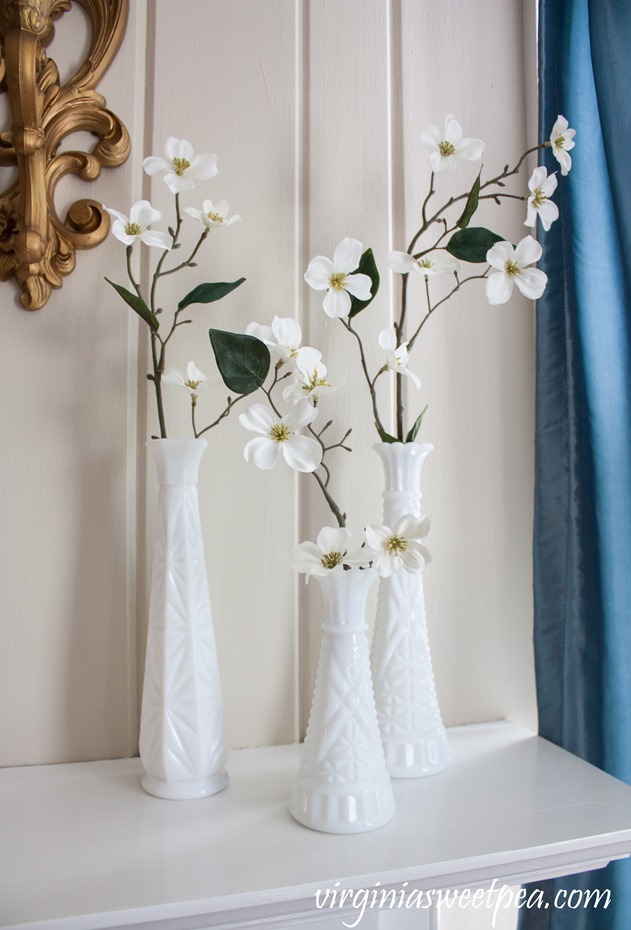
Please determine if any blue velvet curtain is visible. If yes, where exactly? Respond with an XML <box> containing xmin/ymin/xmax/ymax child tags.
<box><xmin>520</xmin><ymin>0</ymin><xmax>631</xmax><ymax>928</ymax></box>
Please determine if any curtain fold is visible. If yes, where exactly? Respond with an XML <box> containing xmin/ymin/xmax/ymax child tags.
<box><xmin>521</xmin><ymin>0</ymin><xmax>631</xmax><ymax>927</ymax></box>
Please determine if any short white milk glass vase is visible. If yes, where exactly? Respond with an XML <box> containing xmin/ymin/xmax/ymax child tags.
<box><xmin>290</xmin><ymin>567</ymin><xmax>395</xmax><ymax>833</ymax></box>
<box><xmin>139</xmin><ymin>438</ymin><xmax>228</xmax><ymax>800</ymax></box>
<box><xmin>371</xmin><ymin>441</ymin><xmax>449</xmax><ymax>778</ymax></box>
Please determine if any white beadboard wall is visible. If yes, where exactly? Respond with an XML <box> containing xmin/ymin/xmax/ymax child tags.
<box><xmin>0</xmin><ymin>0</ymin><xmax>537</xmax><ymax>768</ymax></box>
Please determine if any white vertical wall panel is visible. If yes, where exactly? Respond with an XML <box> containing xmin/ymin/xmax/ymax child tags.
<box><xmin>0</xmin><ymin>1</ymin><xmax>147</xmax><ymax>765</ymax></box>
<box><xmin>143</xmin><ymin>1</ymin><xmax>303</xmax><ymax>748</ymax></box>
<box><xmin>395</xmin><ymin>0</ymin><xmax>537</xmax><ymax>729</ymax></box>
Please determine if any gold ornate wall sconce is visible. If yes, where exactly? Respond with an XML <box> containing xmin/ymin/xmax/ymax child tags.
<box><xmin>0</xmin><ymin>0</ymin><xmax>130</xmax><ymax>310</ymax></box>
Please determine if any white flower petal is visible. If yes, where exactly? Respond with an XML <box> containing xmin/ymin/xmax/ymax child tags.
<box><xmin>239</xmin><ymin>403</ymin><xmax>276</xmax><ymax>435</ymax></box>
<box><xmin>139</xmin><ymin>230</ymin><xmax>172</xmax><ymax>250</ymax></box>
<box><xmin>110</xmin><ymin>221</ymin><xmax>135</xmax><ymax>245</ymax></box>
<box><xmin>282</xmin><ymin>434</ymin><xmax>322</xmax><ymax>472</ymax></box>
<box><xmin>420</xmin><ymin>123</ymin><xmax>441</xmax><ymax>146</ymax></box>
<box><xmin>388</xmin><ymin>251</ymin><xmax>417</xmax><ymax>274</ymax></box>
<box><xmin>323</xmin><ymin>287</ymin><xmax>351</xmax><ymax>318</ymax></box>
<box><xmin>395</xmin><ymin>514</ymin><xmax>430</xmax><ymax>539</ymax></box>
<box><xmin>161</xmin><ymin>368</ymin><xmax>184</xmax><ymax>386</ymax></box>
<box><xmin>454</xmin><ymin>137</ymin><xmax>485</xmax><ymax>161</ymax></box>
<box><xmin>189</xmin><ymin>153</ymin><xmax>218</xmax><ymax>180</ymax></box>
<box><xmin>272</xmin><ymin>316</ymin><xmax>302</xmax><ymax>349</ymax></box>
<box><xmin>514</xmin><ymin>267</ymin><xmax>548</xmax><ymax>300</ymax></box>
<box><xmin>399</xmin><ymin>546</ymin><xmax>426</xmax><ymax>574</ymax></box>
<box><xmin>344</xmin><ymin>272</ymin><xmax>372</xmax><ymax>301</ymax></box>
<box><xmin>333</xmin><ymin>237</ymin><xmax>363</xmax><ymax>272</ymax></box>
<box><xmin>486</xmin><ymin>240</ymin><xmax>515</xmax><ymax>270</ymax></box>
<box><xmin>283</xmin><ymin>399</ymin><xmax>318</xmax><ymax>432</ymax></box>
<box><xmin>378</xmin><ymin>327</ymin><xmax>397</xmax><ymax>351</ymax></box>
<box><xmin>291</xmin><ymin>541</ymin><xmax>325</xmax><ymax>574</ymax></box>
<box><xmin>486</xmin><ymin>271</ymin><xmax>515</xmax><ymax>305</ymax></box>
<box><xmin>142</xmin><ymin>156</ymin><xmax>171</xmax><ymax>176</ymax></box>
<box><xmin>514</xmin><ymin>235</ymin><xmax>542</xmax><ymax>267</ymax></box>
<box><xmin>399</xmin><ymin>366</ymin><xmax>422</xmax><ymax>390</ymax></box>
<box><xmin>317</xmin><ymin>526</ymin><xmax>352</xmax><ymax>554</ymax></box>
<box><xmin>364</xmin><ymin>524</ymin><xmax>391</xmax><ymax>549</ymax></box>
<box><xmin>130</xmin><ymin>201</ymin><xmax>161</xmax><ymax>227</ymax></box>
<box><xmin>537</xmin><ymin>199</ymin><xmax>560</xmax><ymax>232</ymax></box>
<box><xmin>244</xmin><ymin>436</ymin><xmax>281</xmax><ymax>469</ymax></box>
<box><xmin>183</xmin><ymin>207</ymin><xmax>203</xmax><ymax>223</ymax></box>
<box><xmin>104</xmin><ymin>206</ymin><xmax>128</xmax><ymax>226</ymax></box>
<box><xmin>165</xmin><ymin>137</ymin><xmax>194</xmax><ymax>161</ymax></box>
<box><xmin>245</xmin><ymin>322</ymin><xmax>274</xmax><ymax>345</ymax></box>
<box><xmin>185</xmin><ymin>361</ymin><xmax>206</xmax><ymax>382</ymax></box>
<box><xmin>163</xmin><ymin>172</ymin><xmax>195</xmax><ymax>194</ymax></box>
<box><xmin>304</xmin><ymin>257</ymin><xmax>334</xmax><ymax>290</ymax></box>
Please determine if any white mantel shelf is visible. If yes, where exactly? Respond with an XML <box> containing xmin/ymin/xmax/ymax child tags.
<box><xmin>3</xmin><ymin>721</ymin><xmax>631</xmax><ymax>930</ymax></box>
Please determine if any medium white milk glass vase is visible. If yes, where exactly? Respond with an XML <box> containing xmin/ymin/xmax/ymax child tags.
<box><xmin>290</xmin><ymin>568</ymin><xmax>395</xmax><ymax>834</ymax></box>
<box><xmin>139</xmin><ymin>438</ymin><xmax>228</xmax><ymax>800</ymax></box>
<box><xmin>371</xmin><ymin>441</ymin><xmax>449</xmax><ymax>778</ymax></box>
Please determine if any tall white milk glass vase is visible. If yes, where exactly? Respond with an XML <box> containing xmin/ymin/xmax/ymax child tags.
<box><xmin>290</xmin><ymin>568</ymin><xmax>395</xmax><ymax>834</ymax></box>
<box><xmin>139</xmin><ymin>438</ymin><xmax>228</xmax><ymax>800</ymax></box>
<box><xmin>371</xmin><ymin>441</ymin><xmax>449</xmax><ymax>778</ymax></box>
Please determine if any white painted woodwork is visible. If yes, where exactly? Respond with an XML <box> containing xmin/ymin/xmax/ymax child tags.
<box><xmin>0</xmin><ymin>1</ymin><xmax>537</xmax><ymax>767</ymax></box>
<box><xmin>2</xmin><ymin>723</ymin><xmax>630</xmax><ymax>930</ymax></box>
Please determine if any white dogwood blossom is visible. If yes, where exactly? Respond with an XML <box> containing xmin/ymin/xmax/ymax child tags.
<box><xmin>485</xmin><ymin>235</ymin><xmax>548</xmax><ymax>305</ymax></box>
<box><xmin>364</xmin><ymin>515</ymin><xmax>432</xmax><ymax>578</ymax></box>
<box><xmin>548</xmin><ymin>115</ymin><xmax>576</xmax><ymax>176</ymax></box>
<box><xmin>421</xmin><ymin>115</ymin><xmax>485</xmax><ymax>172</ymax></box>
<box><xmin>525</xmin><ymin>167</ymin><xmax>559</xmax><ymax>232</ymax></box>
<box><xmin>245</xmin><ymin>316</ymin><xmax>320</xmax><ymax>371</ymax></box>
<box><xmin>304</xmin><ymin>237</ymin><xmax>372</xmax><ymax>319</ymax></box>
<box><xmin>239</xmin><ymin>401</ymin><xmax>321</xmax><ymax>472</ymax></box>
<box><xmin>143</xmin><ymin>137</ymin><xmax>218</xmax><ymax>193</ymax></box>
<box><xmin>104</xmin><ymin>200</ymin><xmax>172</xmax><ymax>250</ymax></box>
<box><xmin>291</xmin><ymin>526</ymin><xmax>354</xmax><ymax>581</ymax></box>
<box><xmin>283</xmin><ymin>354</ymin><xmax>343</xmax><ymax>406</ymax></box>
<box><xmin>184</xmin><ymin>198</ymin><xmax>240</xmax><ymax>230</ymax></box>
<box><xmin>388</xmin><ymin>249</ymin><xmax>460</xmax><ymax>277</ymax></box>
<box><xmin>162</xmin><ymin>361</ymin><xmax>208</xmax><ymax>398</ymax></box>
<box><xmin>378</xmin><ymin>327</ymin><xmax>421</xmax><ymax>389</ymax></box>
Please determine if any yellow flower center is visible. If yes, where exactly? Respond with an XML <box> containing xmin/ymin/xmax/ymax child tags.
<box><xmin>329</xmin><ymin>271</ymin><xmax>347</xmax><ymax>291</ymax></box>
<box><xmin>302</xmin><ymin>369</ymin><xmax>331</xmax><ymax>393</ymax></box>
<box><xmin>385</xmin><ymin>534</ymin><xmax>408</xmax><ymax>555</ymax></box>
<box><xmin>321</xmin><ymin>551</ymin><xmax>343</xmax><ymax>569</ymax></box>
<box><xmin>125</xmin><ymin>222</ymin><xmax>142</xmax><ymax>236</ymax></box>
<box><xmin>185</xmin><ymin>379</ymin><xmax>201</xmax><ymax>391</ymax></box>
<box><xmin>418</xmin><ymin>258</ymin><xmax>433</xmax><ymax>269</ymax></box>
<box><xmin>269</xmin><ymin>423</ymin><xmax>292</xmax><ymax>443</ymax></box>
<box><xmin>206</xmin><ymin>211</ymin><xmax>224</xmax><ymax>223</ymax></box>
<box><xmin>554</xmin><ymin>135</ymin><xmax>565</xmax><ymax>150</ymax></box>
<box><xmin>532</xmin><ymin>187</ymin><xmax>547</xmax><ymax>207</ymax></box>
<box><xmin>505</xmin><ymin>259</ymin><xmax>521</xmax><ymax>277</ymax></box>
<box><xmin>438</xmin><ymin>140</ymin><xmax>456</xmax><ymax>156</ymax></box>
<box><xmin>172</xmin><ymin>157</ymin><xmax>191</xmax><ymax>176</ymax></box>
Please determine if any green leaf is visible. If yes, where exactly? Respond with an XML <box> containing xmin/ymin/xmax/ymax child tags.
<box><xmin>405</xmin><ymin>405</ymin><xmax>428</xmax><ymax>443</ymax></box>
<box><xmin>208</xmin><ymin>329</ymin><xmax>271</xmax><ymax>395</ymax></box>
<box><xmin>375</xmin><ymin>422</ymin><xmax>399</xmax><ymax>444</ymax></box>
<box><xmin>456</xmin><ymin>171</ymin><xmax>481</xmax><ymax>229</ymax></box>
<box><xmin>105</xmin><ymin>277</ymin><xmax>159</xmax><ymax>332</ymax></box>
<box><xmin>349</xmin><ymin>249</ymin><xmax>380</xmax><ymax>318</ymax></box>
<box><xmin>178</xmin><ymin>278</ymin><xmax>245</xmax><ymax>311</ymax></box>
<box><xmin>446</xmin><ymin>227</ymin><xmax>504</xmax><ymax>263</ymax></box>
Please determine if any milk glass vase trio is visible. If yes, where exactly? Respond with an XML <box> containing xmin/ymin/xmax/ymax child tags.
<box><xmin>104</xmin><ymin>115</ymin><xmax>575</xmax><ymax>829</ymax></box>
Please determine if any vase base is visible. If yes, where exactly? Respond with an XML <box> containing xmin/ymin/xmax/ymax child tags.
<box><xmin>141</xmin><ymin>770</ymin><xmax>229</xmax><ymax>800</ymax></box>
<box><xmin>383</xmin><ymin>733</ymin><xmax>450</xmax><ymax>778</ymax></box>
<box><xmin>289</xmin><ymin>777</ymin><xmax>395</xmax><ymax>834</ymax></box>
